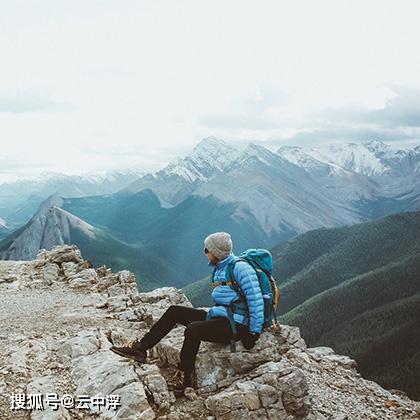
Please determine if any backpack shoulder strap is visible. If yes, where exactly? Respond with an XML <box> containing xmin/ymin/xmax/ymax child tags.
<box><xmin>226</xmin><ymin>258</ymin><xmax>246</xmax><ymax>289</ymax></box>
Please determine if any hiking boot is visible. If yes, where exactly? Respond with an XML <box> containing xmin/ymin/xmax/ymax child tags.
<box><xmin>167</xmin><ymin>366</ymin><xmax>194</xmax><ymax>398</ymax></box>
<box><xmin>110</xmin><ymin>339</ymin><xmax>147</xmax><ymax>363</ymax></box>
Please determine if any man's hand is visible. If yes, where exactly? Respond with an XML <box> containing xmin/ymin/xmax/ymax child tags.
<box><xmin>241</xmin><ymin>331</ymin><xmax>260</xmax><ymax>350</ymax></box>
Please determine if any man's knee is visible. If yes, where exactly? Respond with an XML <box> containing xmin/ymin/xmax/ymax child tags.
<box><xmin>165</xmin><ymin>304</ymin><xmax>183</xmax><ymax>316</ymax></box>
<box><xmin>184</xmin><ymin>321</ymin><xmax>202</xmax><ymax>340</ymax></box>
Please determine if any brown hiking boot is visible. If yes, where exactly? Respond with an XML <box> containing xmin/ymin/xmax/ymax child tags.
<box><xmin>167</xmin><ymin>366</ymin><xmax>194</xmax><ymax>398</ymax></box>
<box><xmin>110</xmin><ymin>339</ymin><xmax>147</xmax><ymax>363</ymax></box>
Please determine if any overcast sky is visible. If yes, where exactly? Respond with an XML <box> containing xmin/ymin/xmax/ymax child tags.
<box><xmin>1</xmin><ymin>0</ymin><xmax>420</xmax><ymax>182</ymax></box>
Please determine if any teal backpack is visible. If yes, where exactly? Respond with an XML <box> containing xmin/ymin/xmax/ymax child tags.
<box><xmin>211</xmin><ymin>248</ymin><xmax>280</xmax><ymax>351</ymax></box>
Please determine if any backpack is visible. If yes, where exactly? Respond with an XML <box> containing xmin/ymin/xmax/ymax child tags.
<box><xmin>209</xmin><ymin>248</ymin><xmax>280</xmax><ymax>352</ymax></box>
<box><xmin>226</xmin><ymin>248</ymin><xmax>280</xmax><ymax>330</ymax></box>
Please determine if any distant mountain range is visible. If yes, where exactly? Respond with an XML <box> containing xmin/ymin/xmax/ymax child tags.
<box><xmin>0</xmin><ymin>136</ymin><xmax>419</xmax><ymax>287</ymax></box>
<box><xmin>0</xmin><ymin>170</ymin><xmax>144</xmax><ymax>230</ymax></box>
<box><xmin>121</xmin><ymin>137</ymin><xmax>420</xmax><ymax>232</ymax></box>
<box><xmin>0</xmin><ymin>190</ymin><xmax>269</xmax><ymax>287</ymax></box>
<box><xmin>184</xmin><ymin>211</ymin><xmax>420</xmax><ymax>400</ymax></box>
<box><xmin>0</xmin><ymin>194</ymin><xmax>179</xmax><ymax>290</ymax></box>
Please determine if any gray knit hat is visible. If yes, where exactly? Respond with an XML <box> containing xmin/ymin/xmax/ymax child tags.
<box><xmin>204</xmin><ymin>232</ymin><xmax>233</xmax><ymax>260</ymax></box>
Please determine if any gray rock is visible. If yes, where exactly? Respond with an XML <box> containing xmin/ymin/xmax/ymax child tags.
<box><xmin>306</xmin><ymin>346</ymin><xmax>335</xmax><ymax>361</ymax></box>
<box><xmin>108</xmin><ymin>284</ymin><xmax>126</xmax><ymax>297</ymax></box>
<box><xmin>58</xmin><ymin>332</ymin><xmax>155</xmax><ymax>419</ymax></box>
<box><xmin>27</xmin><ymin>375</ymin><xmax>72</xmax><ymax>420</ymax></box>
<box><xmin>144</xmin><ymin>373</ymin><xmax>175</xmax><ymax>410</ymax></box>
<box><xmin>42</xmin><ymin>263</ymin><xmax>60</xmax><ymax>285</ymax></box>
<box><xmin>205</xmin><ymin>360</ymin><xmax>309</xmax><ymax>419</ymax></box>
<box><xmin>67</xmin><ymin>268</ymin><xmax>98</xmax><ymax>289</ymax></box>
<box><xmin>152</xmin><ymin>325</ymin><xmax>290</xmax><ymax>389</ymax></box>
<box><xmin>58</xmin><ymin>331</ymin><xmax>100</xmax><ymax>360</ymax></box>
<box><xmin>118</xmin><ymin>270</ymin><xmax>137</xmax><ymax>285</ymax></box>
<box><xmin>323</xmin><ymin>354</ymin><xmax>357</xmax><ymax>369</ymax></box>
<box><xmin>3</xmin><ymin>245</ymin><xmax>420</xmax><ymax>420</ymax></box>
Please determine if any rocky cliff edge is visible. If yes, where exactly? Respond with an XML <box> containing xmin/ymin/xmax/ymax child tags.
<box><xmin>0</xmin><ymin>245</ymin><xmax>419</xmax><ymax>420</ymax></box>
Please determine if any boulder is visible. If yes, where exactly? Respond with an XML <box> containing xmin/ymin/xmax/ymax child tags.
<box><xmin>151</xmin><ymin>326</ymin><xmax>290</xmax><ymax>389</ymax></box>
<box><xmin>57</xmin><ymin>331</ymin><xmax>155</xmax><ymax>419</ymax></box>
<box><xmin>205</xmin><ymin>360</ymin><xmax>310</xmax><ymax>419</ymax></box>
<box><xmin>42</xmin><ymin>263</ymin><xmax>60</xmax><ymax>285</ymax></box>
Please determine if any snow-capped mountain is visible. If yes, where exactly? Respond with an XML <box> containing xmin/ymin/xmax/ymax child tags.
<box><xmin>277</xmin><ymin>141</ymin><xmax>420</xmax><ymax>208</ymax></box>
<box><xmin>121</xmin><ymin>137</ymin><xmax>419</xmax><ymax>235</ymax></box>
<box><xmin>194</xmin><ymin>143</ymin><xmax>366</xmax><ymax>235</ymax></box>
<box><xmin>121</xmin><ymin>137</ymin><xmax>243</xmax><ymax>205</ymax></box>
<box><xmin>299</xmin><ymin>140</ymin><xmax>420</xmax><ymax>177</ymax></box>
<box><xmin>2</xmin><ymin>137</ymin><xmax>419</xmax><ymax>284</ymax></box>
<box><xmin>3</xmin><ymin>137</ymin><xmax>420</xmax><ymax>261</ymax></box>
<box><xmin>303</xmin><ymin>141</ymin><xmax>389</xmax><ymax>176</ymax></box>
<box><xmin>163</xmin><ymin>136</ymin><xmax>243</xmax><ymax>182</ymax></box>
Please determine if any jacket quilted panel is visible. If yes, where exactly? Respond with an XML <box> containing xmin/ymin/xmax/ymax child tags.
<box><xmin>209</xmin><ymin>253</ymin><xmax>264</xmax><ymax>334</ymax></box>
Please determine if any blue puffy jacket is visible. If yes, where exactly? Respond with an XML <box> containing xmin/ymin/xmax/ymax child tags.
<box><xmin>207</xmin><ymin>253</ymin><xmax>264</xmax><ymax>334</ymax></box>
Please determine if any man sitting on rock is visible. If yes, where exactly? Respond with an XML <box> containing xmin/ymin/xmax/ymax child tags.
<box><xmin>110</xmin><ymin>232</ymin><xmax>264</xmax><ymax>396</ymax></box>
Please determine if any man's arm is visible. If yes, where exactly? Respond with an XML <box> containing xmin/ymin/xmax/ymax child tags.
<box><xmin>234</xmin><ymin>261</ymin><xmax>264</xmax><ymax>334</ymax></box>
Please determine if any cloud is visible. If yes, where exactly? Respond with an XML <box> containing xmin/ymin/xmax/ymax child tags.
<box><xmin>2</xmin><ymin>1</ymin><xmax>420</xmax><ymax>180</ymax></box>
<box><xmin>0</xmin><ymin>90</ymin><xmax>73</xmax><ymax>113</ymax></box>
<box><xmin>282</xmin><ymin>125</ymin><xmax>419</xmax><ymax>147</ymax></box>
<box><xmin>199</xmin><ymin>85</ymin><xmax>420</xmax><ymax>147</ymax></box>
<box><xmin>313</xmin><ymin>86</ymin><xmax>420</xmax><ymax>129</ymax></box>
<box><xmin>198</xmin><ymin>113</ymin><xmax>287</xmax><ymax>130</ymax></box>
<box><xmin>0</xmin><ymin>158</ymin><xmax>49</xmax><ymax>173</ymax></box>
<box><xmin>198</xmin><ymin>84</ymin><xmax>291</xmax><ymax>130</ymax></box>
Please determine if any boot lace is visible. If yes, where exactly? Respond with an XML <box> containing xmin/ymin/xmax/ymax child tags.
<box><xmin>169</xmin><ymin>368</ymin><xmax>184</xmax><ymax>386</ymax></box>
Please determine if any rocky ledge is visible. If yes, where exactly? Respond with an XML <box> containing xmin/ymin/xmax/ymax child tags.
<box><xmin>0</xmin><ymin>245</ymin><xmax>419</xmax><ymax>419</ymax></box>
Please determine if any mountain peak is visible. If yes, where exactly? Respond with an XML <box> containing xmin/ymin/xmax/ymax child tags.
<box><xmin>306</xmin><ymin>142</ymin><xmax>388</xmax><ymax>176</ymax></box>
<box><xmin>194</xmin><ymin>135</ymin><xmax>230</xmax><ymax>149</ymax></box>
<box><xmin>190</xmin><ymin>136</ymin><xmax>239</xmax><ymax>160</ymax></box>
<box><xmin>48</xmin><ymin>206</ymin><xmax>96</xmax><ymax>239</ymax></box>
<box><xmin>163</xmin><ymin>137</ymin><xmax>242</xmax><ymax>182</ymax></box>
<box><xmin>36</xmin><ymin>193</ymin><xmax>65</xmax><ymax>216</ymax></box>
<box><xmin>241</xmin><ymin>142</ymin><xmax>291</xmax><ymax>166</ymax></box>
<box><xmin>363</xmin><ymin>140</ymin><xmax>391</xmax><ymax>155</ymax></box>
<box><xmin>0</xmin><ymin>201</ymin><xmax>96</xmax><ymax>260</ymax></box>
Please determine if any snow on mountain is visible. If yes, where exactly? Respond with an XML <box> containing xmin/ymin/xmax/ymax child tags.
<box><xmin>0</xmin><ymin>170</ymin><xmax>145</xmax><ymax>200</ymax></box>
<box><xmin>0</xmin><ymin>169</ymin><xmax>144</xmax><ymax>228</ymax></box>
<box><xmin>163</xmin><ymin>136</ymin><xmax>243</xmax><ymax>182</ymax></box>
<box><xmin>276</xmin><ymin>145</ymin><xmax>378</xmax><ymax>201</ymax></box>
<box><xmin>296</xmin><ymin>140</ymin><xmax>420</xmax><ymax>177</ymax></box>
<box><xmin>277</xmin><ymin>145</ymin><xmax>336</xmax><ymax>176</ymax></box>
<box><xmin>194</xmin><ymin>143</ymin><xmax>365</xmax><ymax>236</ymax></box>
<box><xmin>121</xmin><ymin>137</ymin><xmax>244</xmax><ymax>205</ymax></box>
<box><xmin>0</xmin><ymin>169</ymin><xmax>144</xmax><ymax>189</ymax></box>
<box><xmin>3</xmin><ymin>137</ymin><xmax>419</xmax><ymax>248</ymax></box>
<box><xmin>304</xmin><ymin>142</ymin><xmax>388</xmax><ymax>176</ymax></box>
<box><xmin>121</xmin><ymin>137</ymin><xmax>419</xmax><ymax>236</ymax></box>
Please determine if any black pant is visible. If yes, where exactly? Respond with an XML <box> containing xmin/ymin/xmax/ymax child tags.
<box><xmin>139</xmin><ymin>305</ymin><xmax>248</xmax><ymax>374</ymax></box>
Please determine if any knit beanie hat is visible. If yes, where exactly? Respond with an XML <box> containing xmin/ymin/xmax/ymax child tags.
<box><xmin>204</xmin><ymin>232</ymin><xmax>233</xmax><ymax>260</ymax></box>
